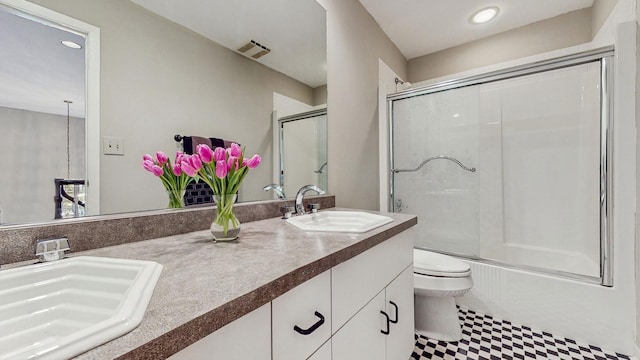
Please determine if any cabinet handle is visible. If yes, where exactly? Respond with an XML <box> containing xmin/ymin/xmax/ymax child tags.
<box><xmin>293</xmin><ymin>311</ymin><xmax>325</xmax><ymax>335</ymax></box>
<box><xmin>389</xmin><ymin>301</ymin><xmax>398</xmax><ymax>324</ymax></box>
<box><xmin>380</xmin><ymin>311</ymin><xmax>390</xmax><ymax>335</ymax></box>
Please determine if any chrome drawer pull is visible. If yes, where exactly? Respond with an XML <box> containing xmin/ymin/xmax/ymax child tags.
<box><xmin>293</xmin><ymin>311</ymin><xmax>325</xmax><ymax>335</ymax></box>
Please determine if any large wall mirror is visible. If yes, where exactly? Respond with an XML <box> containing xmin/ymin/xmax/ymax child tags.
<box><xmin>0</xmin><ymin>0</ymin><xmax>327</xmax><ymax>226</ymax></box>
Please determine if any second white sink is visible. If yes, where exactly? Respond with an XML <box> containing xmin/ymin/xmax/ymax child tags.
<box><xmin>0</xmin><ymin>256</ymin><xmax>163</xmax><ymax>360</ymax></box>
<box><xmin>286</xmin><ymin>210</ymin><xmax>393</xmax><ymax>233</ymax></box>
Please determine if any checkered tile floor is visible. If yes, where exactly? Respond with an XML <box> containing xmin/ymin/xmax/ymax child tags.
<box><xmin>411</xmin><ymin>307</ymin><xmax>633</xmax><ymax>360</ymax></box>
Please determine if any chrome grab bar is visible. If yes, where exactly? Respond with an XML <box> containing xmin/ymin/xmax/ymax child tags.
<box><xmin>391</xmin><ymin>156</ymin><xmax>476</xmax><ymax>173</ymax></box>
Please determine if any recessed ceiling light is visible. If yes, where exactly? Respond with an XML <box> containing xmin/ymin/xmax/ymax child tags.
<box><xmin>61</xmin><ymin>40</ymin><xmax>82</xmax><ymax>49</ymax></box>
<box><xmin>470</xmin><ymin>7</ymin><xmax>499</xmax><ymax>24</ymax></box>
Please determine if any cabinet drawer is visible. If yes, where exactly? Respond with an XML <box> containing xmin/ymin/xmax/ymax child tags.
<box><xmin>272</xmin><ymin>270</ymin><xmax>331</xmax><ymax>360</ymax></box>
<box><xmin>332</xmin><ymin>228</ymin><xmax>415</xmax><ymax>333</ymax></box>
<box><xmin>168</xmin><ymin>303</ymin><xmax>270</xmax><ymax>360</ymax></box>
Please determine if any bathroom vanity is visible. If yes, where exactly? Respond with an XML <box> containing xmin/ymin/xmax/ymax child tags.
<box><xmin>58</xmin><ymin>208</ymin><xmax>418</xmax><ymax>359</ymax></box>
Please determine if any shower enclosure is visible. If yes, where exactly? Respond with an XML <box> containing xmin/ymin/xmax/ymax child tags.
<box><xmin>388</xmin><ymin>47</ymin><xmax>612</xmax><ymax>285</ymax></box>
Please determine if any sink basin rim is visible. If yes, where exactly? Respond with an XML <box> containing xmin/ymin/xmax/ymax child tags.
<box><xmin>0</xmin><ymin>256</ymin><xmax>163</xmax><ymax>360</ymax></box>
<box><xmin>286</xmin><ymin>210</ymin><xmax>394</xmax><ymax>233</ymax></box>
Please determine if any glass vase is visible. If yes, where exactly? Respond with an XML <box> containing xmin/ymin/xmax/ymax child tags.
<box><xmin>167</xmin><ymin>188</ymin><xmax>186</xmax><ymax>209</ymax></box>
<box><xmin>211</xmin><ymin>194</ymin><xmax>240</xmax><ymax>242</ymax></box>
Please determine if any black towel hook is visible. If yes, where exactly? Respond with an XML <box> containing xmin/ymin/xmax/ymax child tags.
<box><xmin>174</xmin><ymin>134</ymin><xmax>183</xmax><ymax>142</ymax></box>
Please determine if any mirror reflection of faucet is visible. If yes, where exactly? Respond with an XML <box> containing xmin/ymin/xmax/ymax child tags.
<box><xmin>263</xmin><ymin>184</ymin><xmax>286</xmax><ymax>199</ymax></box>
<box><xmin>295</xmin><ymin>185</ymin><xmax>325</xmax><ymax>215</ymax></box>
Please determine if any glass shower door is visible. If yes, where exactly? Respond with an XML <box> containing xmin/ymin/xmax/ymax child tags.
<box><xmin>390</xmin><ymin>60</ymin><xmax>604</xmax><ymax>280</ymax></box>
<box><xmin>392</xmin><ymin>86</ymin><xmax>481</xmax><ymax>257</ymax></box>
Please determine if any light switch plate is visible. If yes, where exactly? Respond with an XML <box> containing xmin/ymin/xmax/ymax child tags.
<box><xmin>103</xmin><ymin>136</ymin><xmax>124</xmax><ymax>155</ymax></box>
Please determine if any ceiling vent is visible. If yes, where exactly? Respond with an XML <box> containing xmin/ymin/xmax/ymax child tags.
<box><xmin>237</xmin><ymin>39</ymin><xmax>271</xmax><ymax>59</ymax></box>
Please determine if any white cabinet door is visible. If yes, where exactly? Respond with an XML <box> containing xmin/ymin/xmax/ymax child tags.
<box><xmin>385</xmin><ymin>265</ymin><xmax>415</xmax><ymax>360</ymax></box>
<box><xmin>332</xmin><ymin>291</ymin><xmax>386</xmax><ymax>360</ymax></box>
<box><xmin>308</xmin><ymin>340</ymin><xmax>331</xmax><ymax>360</ymax></box>
<box><xmin>332</xmin><ymin>228</ymin><xmax>415</xmax><ymax>333</ymax></box>
<box><xmin>168</xmin><ymin>303</ymin><xmax>270</xmax><ymax>360</ymax></box>
<box><xmin>272</xmin><ymin>271</ymin><xmax>331</xmax><ymax>360</ymax></box>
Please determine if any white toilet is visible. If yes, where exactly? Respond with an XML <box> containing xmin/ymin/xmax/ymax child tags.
<box><xmin>413</xmin><ymin>248</ymin><xmax>473</xmax><ymax>342</ymax></box>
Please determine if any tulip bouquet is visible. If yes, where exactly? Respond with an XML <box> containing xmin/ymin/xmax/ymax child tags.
<box><xmin>142</xmin><ymin>151</ymin><xmax>194</xmax><ymax>208</ymax></box>
<box><xmin>179</xmin><ymin>143</ymin><xmax>261</xmax><ymax>239</ymax></box>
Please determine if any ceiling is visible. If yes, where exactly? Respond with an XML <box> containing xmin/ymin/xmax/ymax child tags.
<box><xmin>0</xmin><ymin>8</ymin><xmax>85</xmax><ymax>118</ymax></box>
<box><xmin>358</xmin><ymin>0</ymin><xmax>595</xmax><ymax>60</ymax></box>
<box><xmin>130</xmin><ymin>0</ymin><xmax>327</xmax><ymax>88</ymax></box>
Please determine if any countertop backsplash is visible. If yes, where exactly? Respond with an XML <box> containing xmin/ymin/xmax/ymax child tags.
<box><xmin>0</xmin><ymin>195</ymin><xmax>335</xmax><ymax>265</ymax></box>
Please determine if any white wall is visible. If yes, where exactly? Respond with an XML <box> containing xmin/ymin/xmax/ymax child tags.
<box><xmin>0</xmin><ymin>106</ymin><xmax>84</xmax><ymax>224</ymax></box>
<box><xmin>593</xmin><ymin>0</ymin><xmax>619</xmax><ymax>37</ymax></box>
<box><xmin>408</xmin><ymin>8</ymin><xmax>593</xmax><ymax>83</ymax></box>
<box><xmin>323</xmin><ymin>0</ymin><xmax>407</xmax><ymax>211</ymax></box>
<box><xmin>635</xmin><ymin>2</ymin><xmax>640</xmax><ymax>353</ymax></box>
<box><xmin>28</xmin><ymin>0</ymin><xmax>316</xmax><ymax>214</ymax></box>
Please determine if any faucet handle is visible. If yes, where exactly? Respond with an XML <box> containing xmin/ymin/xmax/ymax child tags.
<box><xmin>35</xmin><ymin>238</ymin><xmax>70</xmax><ymax>262</ymax></box>
<box><xmin>308</xmin><ymin>203</ymin><xmax>320</xmax><ymax>213</ymax></box>
<box><xmin>281</xmin><ymin>206</ymin><xmax>295</xmax><ymax>219</ymax></box>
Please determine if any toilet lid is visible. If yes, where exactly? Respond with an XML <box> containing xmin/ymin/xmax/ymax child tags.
<box><xmin>414</xmin><ymin>249</ymin><xmax>471</xmax><ymax>277</ymax></box>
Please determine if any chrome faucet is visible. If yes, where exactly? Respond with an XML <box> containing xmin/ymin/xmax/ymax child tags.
<box><xmin>295</xmin><ymin>185</ymin><xmax>325</xmax><ymax>215</ymax></box>
<box><xmin>263</xmin><ymin>184</ymin><xmax>286</xmax><ymax>199</ymax></box>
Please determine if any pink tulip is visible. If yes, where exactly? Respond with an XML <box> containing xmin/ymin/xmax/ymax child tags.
<box><xmin>156</xmin><ymin>151</ymin><xmax>168</xmax><ymax>165</ymax></box>
<box><xmin>175</xmin><ymin>151</ymin><xmax>185</xmax><ymax>165</ymax></box>
<box><xmin>213</xmin><ymin>147</ymin><xmax>226</xmax><ymax>162</ymax></box>
<box><xmin>196</xmin><ymin>144</ymin><xmax>214</xmax><ymax>164</ymax></box>
<box><xmin>216</xmin><ymin>160</ymin><xmax>228</xmax><ymax>178</ymax></box>
<box><xmin>172</xmin><ymin>164</ymin><xmax>182</xmax><ymax>176</ymax></box>
<box><xmin>143</xmin><ymin>154</ymin><xmax>154</xmax><ymax>162</ymax></box>
<box><xmin>227</xmin><ymin>156</ymin><xmax>238</xmax><ymax>171</ymax></box>
<box><xmin>142</xmin><ymin>159</ymin><xmax>155</xmax><ymax>172</ymax></box>
<box><xmin>180</xmin><ymin>160</ymin><xmax>197</xmax><ymax>177</ymax></box>
<box><xmin>188</xmin><ymin>154</ymin><xmax>203</xmax><ymax>171</ymax></box>
<box><xmin>151</xmin><ymin>164</ymin><xmax>164</xmax><ymax>177</ymax></box>
<box><xmin>228</xmin><ymin>143</ymin><xmax>242</xmax><ymax>157</ymax></box>
<box><xmin>246</xmin><ymin>154</ymin><xmax>261</xmax><ymax>169</ymax></box>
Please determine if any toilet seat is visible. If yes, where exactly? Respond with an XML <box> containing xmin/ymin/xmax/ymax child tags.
<box><xmin>414</xmin><ymin>249</ymin><xmax>471</xmax><ymax>278</ymax></box>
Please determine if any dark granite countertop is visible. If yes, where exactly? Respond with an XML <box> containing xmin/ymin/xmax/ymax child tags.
<box><xmin>68</xmin><ymin>208</ymin><xmax>417</xmax><ymax>359</ymax></box>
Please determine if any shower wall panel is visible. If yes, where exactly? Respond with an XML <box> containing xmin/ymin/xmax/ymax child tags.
<box><xmin>494</xmin><ymin>64</ymin><xmax>601</xmax><ymax>277</ymax></box>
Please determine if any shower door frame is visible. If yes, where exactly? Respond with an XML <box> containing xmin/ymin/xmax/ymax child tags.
<box><xmin>387</xmin><ymin>46</ymin><xmax>614</xmax><ymax>286</ymax></box>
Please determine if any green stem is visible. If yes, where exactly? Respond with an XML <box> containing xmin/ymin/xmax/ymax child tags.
<box><xmin>167</xmin><ymin>188</ymin><xmax>185</xmax><ymax>208</ymax></box>
<box><xmin>214</xmin><ymin>195</ymin><xmax>239</xmax><ymax>235</ymax></box>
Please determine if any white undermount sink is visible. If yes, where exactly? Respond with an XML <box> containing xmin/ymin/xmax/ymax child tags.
<box><xmin>0</xmin><ymin>256</ymin><xmax>163</xmax><ymax>360</ymax></box>
<box><xmin>286</xmin><ymin>210</ymin><xmax>393</xmax><ymax>233</ymax></box>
